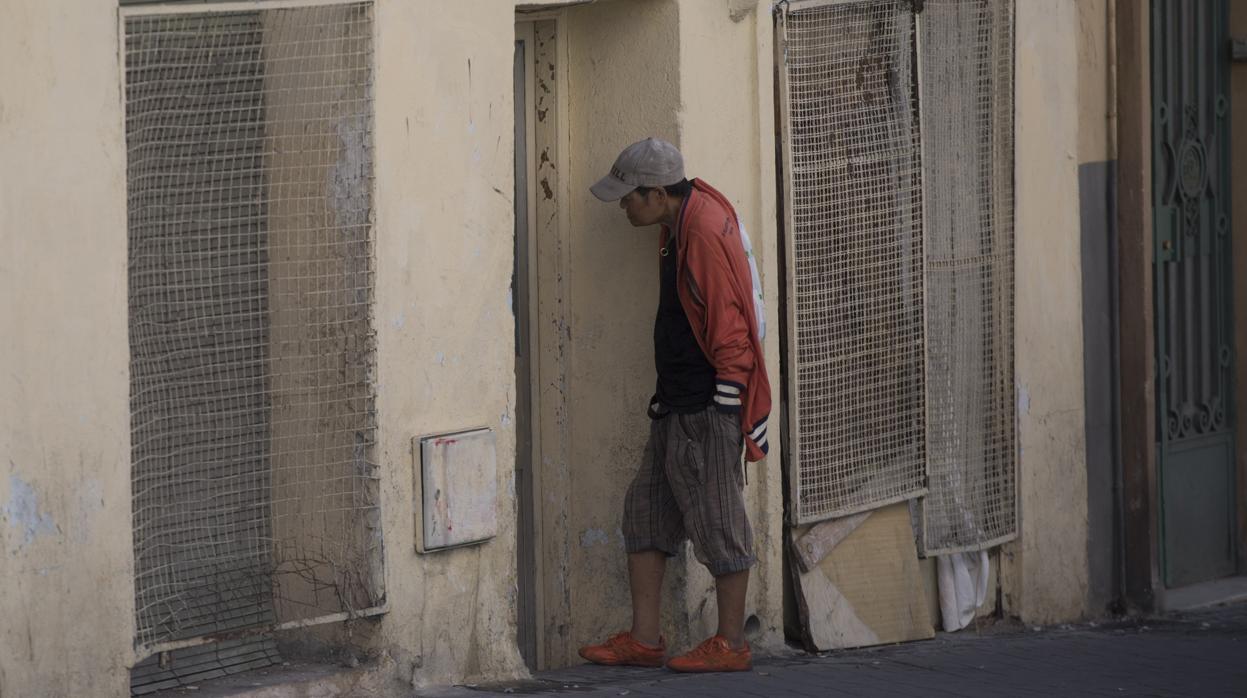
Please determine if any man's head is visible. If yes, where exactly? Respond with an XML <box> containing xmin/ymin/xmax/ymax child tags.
<box><xmin>591</xmin><ymin>138</ymin><xmax>691</xmax><ymax>227</ymax></box>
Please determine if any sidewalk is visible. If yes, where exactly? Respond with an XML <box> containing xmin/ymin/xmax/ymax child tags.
<box><xmin>424</xmin><ymin>603</ymin><xmax>1247</xmax><ymax>698</ymax></box>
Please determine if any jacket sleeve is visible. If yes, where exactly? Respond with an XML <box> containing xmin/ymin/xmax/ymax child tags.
<box><xmin>684</xmin><ymin>228</ymin><xmax>754</xmax><ymax>415</ymax></box>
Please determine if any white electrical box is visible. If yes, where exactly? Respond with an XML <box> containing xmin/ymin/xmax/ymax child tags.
<box><xmin>414</xmin><ymin>427</ymin><xmax>498</xmax><ymax>552</ymax></box>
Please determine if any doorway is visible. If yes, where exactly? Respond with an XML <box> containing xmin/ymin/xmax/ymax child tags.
<box><xmin>515</xmin><ymin>16</ymin><xmax>563</xmax><ymax>670</ymax></box>
<box><xmin>1150</xmin><ymin>0</ymin><xmax>1237</xmax><ymax>588</ymax></box>
<box><xmin>514</xmin><ymin>19</ymin><xmax>539</xmax><ymax>670</ymax></box>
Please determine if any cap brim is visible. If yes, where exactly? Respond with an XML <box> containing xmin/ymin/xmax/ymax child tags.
<box><xmin>589</xmin><ymin>174</ymin><xmax>635</xmax><ymax>202</ymax></box>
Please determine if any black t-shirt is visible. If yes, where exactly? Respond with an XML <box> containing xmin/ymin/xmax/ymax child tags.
<box><xmin>654</xmin><ymin>231</ymin><xmax>716</xmax><ymax>413</ymax></box>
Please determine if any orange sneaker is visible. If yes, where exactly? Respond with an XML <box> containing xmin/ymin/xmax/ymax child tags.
<box><xmin>578</xmin><ymin>631</ymin><xmax>666</xmax><ymax>667</ymax></box>
<box><xmin>665</xmin><ymin>635</ymin><xmax>752</xmax><ymax>673</ymax></box>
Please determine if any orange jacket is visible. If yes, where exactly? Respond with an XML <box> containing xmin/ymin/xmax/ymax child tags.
<box><xmin>659</xmin><ymin>179</ymin><xmax>772</xmax><ymax>462</ymax></box>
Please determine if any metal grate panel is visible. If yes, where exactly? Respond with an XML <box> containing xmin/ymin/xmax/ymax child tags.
<box><xmin>778</xmin><ymin>0</ymin><xmax>928</xmax><ymax>524</ymax></box>
<box><xmin>130</xmin><ymin>638</ymin><xmax>282</xmax><ymax>696</ymax></box>
<box><xmin>124</xmin><ymin>0</ymin><xmax>382</xmax><ymax>674</ymax></box>
<box><xmin>918</xmin><ymin>0</ymin><xmax>1017</xmax><ymax>554</ymax></box>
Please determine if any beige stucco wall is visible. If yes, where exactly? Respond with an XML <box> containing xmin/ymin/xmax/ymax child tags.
<box><xmin>1078</xmin><ymin>0</ymin><xmax>1112</xmax><ymax>164</ymax></box>
<box><xmin>368</xmin><ymin>0</ymin><xmax>526</xmax><ymax>686</ymax></box>
<box><xmin>1074</xmin><ymin>0</ymin><xmax>1116</xmax><ymax>616</ymax></box>
<box><xmin>0</xmin><ymin>1</ymin><xmax>135</xmax><ymax>696</ymax></box>
<box><xmin>1001</xmin><ymin>0</ymin><xmax>1093</xmax><ymax>623</ymax></box>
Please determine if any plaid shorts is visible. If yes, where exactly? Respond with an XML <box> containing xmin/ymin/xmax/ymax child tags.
<box><xmin>622</xmin><ymin>406</ymin><xmax>756</xmax><ymax>576</ymax></box>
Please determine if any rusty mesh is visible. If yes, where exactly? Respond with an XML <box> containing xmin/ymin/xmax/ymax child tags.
<box><xmin>124</xmin><ymin>2</ymin><xmax>383</xmax><ymax>671</ymax></box>
<box><xmin>918</xmin><ymin>0</ymin><xmax>1017</xmax><ymax>554</ymax></box>
<box><xmin>779</xmin><ymin>0</ymin><xmax>928</xmax><ymax>524</ymax></box>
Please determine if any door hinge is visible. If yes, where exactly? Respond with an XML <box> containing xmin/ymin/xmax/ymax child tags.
<box><xmin>1231</xmin><ymin>38</ymin><xmax>1247</xmax><ymax>63</ymax></box>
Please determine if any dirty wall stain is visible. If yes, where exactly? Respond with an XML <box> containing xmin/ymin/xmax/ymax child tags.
<box><xmin>579</xmin><ymin>528</ymin><xmax>609</xmax><ymax>548</ymax></box>
<box><xmin>3</xmin><ymin>474</ymin><xmax>59</xmax><ymax>550</ymax></box>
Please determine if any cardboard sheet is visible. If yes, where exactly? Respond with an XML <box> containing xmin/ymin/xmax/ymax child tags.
<box><xmin>790</xmin><ymin>502</ymin><xmax>935</xmax><ymax>651</ymax></box>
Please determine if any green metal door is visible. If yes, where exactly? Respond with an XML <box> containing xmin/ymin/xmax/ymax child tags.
<box><xmin>1151</xmin><ymin>0</ymin><xmax>1237</xmax><ymax>588</ymax></box>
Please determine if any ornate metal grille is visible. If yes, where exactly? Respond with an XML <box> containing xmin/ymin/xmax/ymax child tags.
<box><xmin>1151</xmin><ymin>0</ymin><xmax>1236</xmax><ymax>587</ymax></box>
<box><xmin>124</xmin><ymin>1</ymin><xmax>382</xmax><ymax>674</ymax></box>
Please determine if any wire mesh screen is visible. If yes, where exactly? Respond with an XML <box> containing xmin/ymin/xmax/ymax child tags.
<box><xmin>125</xmin><ymin>1</ymin><xmax>382</xmax><ymax>660</ymax></box>
<box><xmin>779</xmin><ymin>0</ymin><xmax>927</xmax><ymax>524</ymax></box>
<box><xmin>918</xmin><ymin>0</ymin><xmax>1017</xmax><ymax>554</ymax></box>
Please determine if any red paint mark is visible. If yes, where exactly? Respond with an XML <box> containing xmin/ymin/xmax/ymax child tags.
<box><xmin>434</xmin><ymin>438</ymin><xmax>458</xmax><ymax>447</ymax></box>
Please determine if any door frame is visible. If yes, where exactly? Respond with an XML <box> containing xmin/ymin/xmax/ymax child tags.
<box><xmin>514</xmin><ymin>19</ymin><xmax>540</xmax><ymax>671</ymax></box>
<box><xmin>514</xmin><ymin>10</ymin><xmax>570</xmax><ymax>670</ymax></box>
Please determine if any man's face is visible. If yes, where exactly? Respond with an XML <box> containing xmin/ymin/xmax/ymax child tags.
<box><xmin>619</xmin><ymin>188</ymin><xmax>665</xmax><ymax>227</ymax></box>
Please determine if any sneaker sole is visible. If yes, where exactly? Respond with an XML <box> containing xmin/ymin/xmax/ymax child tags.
<box><xmin>579</xmin><ymin>653</ymin><xmax>666</xmax><ymax>668</ymax></box>
<box><xmin>665</xmin><ymin>661</ymin><xmax>753</xmax><ymax>673</ymax></box>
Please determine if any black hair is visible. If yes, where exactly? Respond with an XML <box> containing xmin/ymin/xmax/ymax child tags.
<box><xmin>634</xmin><ymin>178</ymin><xmax>693</xmax><ymax>199</ymax></box>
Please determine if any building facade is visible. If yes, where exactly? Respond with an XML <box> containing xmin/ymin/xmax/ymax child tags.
<box><xmin>1</xmin><ymin>0</ymin><xmax>1243</xmax><ymax>696</ymax></box>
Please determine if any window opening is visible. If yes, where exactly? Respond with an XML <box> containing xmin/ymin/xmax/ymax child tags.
<box><xmin>776</xmin><ymin>0</ymin><xmax>1017</xmax><ymax>548</ymax></box>
<box><xmin>123</xmin><ymin>2</ymin><xmax>382</xmax><ymax>690</ymax></box>
<box><xmin>777</xmin><ymin>0</ymin><xmax>928</xmax><ymax>523</ymax></box>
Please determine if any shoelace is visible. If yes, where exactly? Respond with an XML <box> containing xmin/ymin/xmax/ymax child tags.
<box><xmin>608</xmin><ymin>632</ymin><xmax>656</xmax><ymax>650</ymax></box>
<box><xmin>688</xmin><ymin>637</ymin><xmax>730</xmax><ymax>657</ymax></box>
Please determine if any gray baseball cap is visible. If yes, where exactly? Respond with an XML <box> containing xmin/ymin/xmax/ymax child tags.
<box><xmin>589</xmin><ymin>137</ymin><xmax>686</xmax><ymax>201</ymax></box>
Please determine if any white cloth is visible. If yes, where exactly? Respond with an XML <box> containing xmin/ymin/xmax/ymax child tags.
<box><xmin>737</xmin><ymin>217</ymin><xmax>765</xmax><ymax>340</ymax></box>
<box><xmin>937</xmin><ymin>550</ymin><xmax>990</xmax><ymax>632</ymax></box>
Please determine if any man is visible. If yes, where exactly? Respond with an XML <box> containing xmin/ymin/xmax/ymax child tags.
<box><xmin>578</xmin><ymin>138</ymin><xmax>771</xmax><ymax>673</ymax></box>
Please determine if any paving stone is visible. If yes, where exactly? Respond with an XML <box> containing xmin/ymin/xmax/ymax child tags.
<box><xmin>448</xmin><ymin>603</ymin><xmax>1247</xmax><ymax>698</ymax></box>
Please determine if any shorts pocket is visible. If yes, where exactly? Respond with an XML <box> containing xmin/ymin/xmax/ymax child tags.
<box><xmin>708</xmin><ymin>407</ymin><xmax>744</xmax><ymax>457</ymax></box>
<box><xmin>714</xmin><ymin>407</ymin><xmax>739</xmax><ymax>433</ymax></box>
<box><xmin>672</xmin><ymin>414</ymin><xmax>707</xmax><ymax>486</ymax></box>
